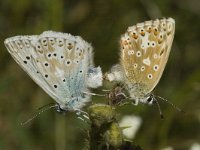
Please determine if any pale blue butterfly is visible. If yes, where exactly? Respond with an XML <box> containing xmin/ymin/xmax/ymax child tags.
<box><xmin>4</xmin><ymin>31</ymin><xmax>103</xmax><ymax>113</ymax></box>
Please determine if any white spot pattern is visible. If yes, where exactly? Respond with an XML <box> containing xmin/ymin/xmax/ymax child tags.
<box><xmin>134</xmin><ymin>63</ymin><xmax>138</xmax><ymax>68</ymax></box>
<box><xmin>128</xmin><ymin>50</ymin><xmax>134</xmax><ymax>55</ymax></box>
<box><xmin>141</xmin><ymin>66</ymin><xmax>145</xmax><ymax>71</ymax></box>
<box><xmin>153</xmin><ymin>65</ymin><xmax>159</xmax><ymax>71</ymax></box>
<box><xmin>151</xmin><ymin>41</ymin><xmax>156</xmax><ymax>47</ymax></box>
<box><xmin>147</xmin><ymin>74</ymin><xmax>153</xmax><ymax>79</ymax></box>
<box><xmin>142</xmin><ymin>57</ymin><xmax>151</xmax><ymax>66</ymax></box>
<box><xmin>153</xmin><ymin>53</ymin><xmax>158</xmax><ymax>59</ymax></box>
<box><xmin>136</xmin><ymin>51</ymin><xmax>142</xmax><ymax>57</ymax></box>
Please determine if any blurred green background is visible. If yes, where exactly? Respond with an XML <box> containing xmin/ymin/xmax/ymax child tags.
<box><xmin>0</xmin><ymin>0</ymin><xmax>200</xmax><ymax>149</ymax></box>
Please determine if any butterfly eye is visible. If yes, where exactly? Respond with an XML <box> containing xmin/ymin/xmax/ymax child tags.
<box><xmin>147</xmin><ymin>96</ymin><xmax>153</xmax><ymax>103</ymax></box>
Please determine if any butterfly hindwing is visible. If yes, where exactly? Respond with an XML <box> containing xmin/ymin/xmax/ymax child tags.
<box><xmin>120</xmin><ymin>18</ymin><xmax>175</xmax><ymax>94</ymax></box>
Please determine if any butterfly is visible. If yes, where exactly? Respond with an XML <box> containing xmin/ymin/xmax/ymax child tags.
<box><xmin>4</xmin><ymin>31</ymin><xmax>103</xmax><ymax>113</ymax></box>
<box><xmin>105</xmin><ymin>18</ymin><xmax>179</xmax><ymax>115</ymax></box>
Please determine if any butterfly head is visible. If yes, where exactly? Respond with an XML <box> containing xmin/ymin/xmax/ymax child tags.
<box><xmin>145</xmin><ymin>93</ymin><xmax>156</xmax><ymax>105</ymax></box>
<box><xmin>127</xmin><ymin>83</ymin><xmax>156</xmax><ymax>105</ymax></box>
<box><xmin>130</xmin><ymin>92</ymin><xmax>156</xmax><ymax>106</ymax></box>
<box><xmin>55</xmin><ymin>103</ymin><xmax>68</xmax><ymax>113</ymax></box>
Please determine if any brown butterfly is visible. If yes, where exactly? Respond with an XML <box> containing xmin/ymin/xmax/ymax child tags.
<box><xmin>105</xmin><ymin>18</ymin><xmax>182</xmax><ymax>117</ymax></box>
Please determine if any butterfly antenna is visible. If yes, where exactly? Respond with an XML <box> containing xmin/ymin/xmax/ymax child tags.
<box><xmin>154</xmin><ymin>98</ymin><xmax>164</xmax><ymax>119</ymax></box>
<box><xmin>37</xmin><ymin>102</ymin><xmax>57</xmax><ymax>110</ymax></box>
<box><xmin>21</xmin><ymin>103</ymin><xmax>58</xmax><ymax>126</ymax></box>
<box><xmin>156</xmin><ymin>96</ymin><xmax>184</xmax><ymax>113</ymax></box>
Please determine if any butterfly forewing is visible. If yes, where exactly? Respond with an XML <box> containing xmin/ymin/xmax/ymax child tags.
<box><xmin>5</xmin><ymin>35</ymin><xmax>59</xmax><ymax>101</ymax></box>
<box><xmin>120</xmin><ymin>18</ymin><xmax>175</xmax><ymax>94</ymax></box>
<box><xmin>4</xmin><ymin>31</ymin><xmax>95</xmax><ymax>110</ymax></box>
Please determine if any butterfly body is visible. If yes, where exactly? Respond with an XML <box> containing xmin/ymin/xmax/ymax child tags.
<box><xmin>5</xmin><ymin>31</ymin><xmax>102</xmax><ymax>111</ymax></box>
<box><xmin>106</xmin><ymin>18</ymin><xmax>175</xmax><ymax>105</ymax></box>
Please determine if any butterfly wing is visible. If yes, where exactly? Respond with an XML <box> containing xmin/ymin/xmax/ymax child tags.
<box><xmin>4</xmin><ymin>31</ymin><xmax>96</xmax><ymax>110</ymax></box>
<box><xmin>120</xmin><ymin>18</ymin><xmax>175</xmax><ymax>94</ymax></box>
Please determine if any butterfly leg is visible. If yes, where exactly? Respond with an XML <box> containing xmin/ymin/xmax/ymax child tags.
<box><xmin>75</xmin><ymin>109</ymin><xmax>89</xmax><ymax>116</ymax></box>
<box><xmin>102</xmin><ymin>89</ymin><xmax>111</xmax><ymax>92</ymax></box>
<box><xmin>83</xmin><ymin>91</ymin><xmax>105</xmax><ymax>97</ymax></box>
<box><xmin>115</xmin><ymin>92</ymin><xmax>128</xmax><ymax>99</ymax></box>
<box><xmin>75</xmin><ymin>110</ymin><xmax>90</xmax><ymax>123</ymax></box>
